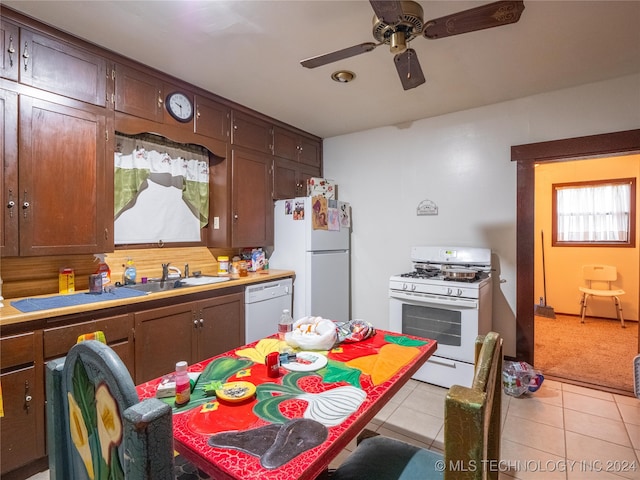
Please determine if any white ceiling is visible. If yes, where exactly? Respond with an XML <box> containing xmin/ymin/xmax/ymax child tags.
<box><xmin>4</xmin><ymin>1</ymin><xmax>640</xmax><ymax>139</ymax></box>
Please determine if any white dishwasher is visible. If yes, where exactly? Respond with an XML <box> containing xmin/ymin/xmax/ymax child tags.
<box><xmin>244</xmin><ymin>278</ymin><xmax>293</xmax><ymax>344</ymax></box>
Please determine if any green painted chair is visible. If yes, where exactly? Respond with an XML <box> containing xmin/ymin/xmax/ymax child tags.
<box><xmin>331</xmin><ymin>332</ymin><xmax>503</xmax><ymax>480</ymax></box>
<box><xmin>46</xmin><ymin>339</ymin><xmax>207</xmax><ymax>480</ymax></box>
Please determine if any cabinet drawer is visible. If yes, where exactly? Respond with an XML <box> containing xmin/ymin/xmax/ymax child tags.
<box><xmin>95</xmin><ymin>314</ymin><xmax>134</xmax><ymax>344</ymax></box>
<box><xmin>44</xmin><ymin>314</ymin><xmax>133</xmax><ymax>360</ymax></box>
<box><xmin>0</xmin><ymin>332</ymin><xmax>36</xmax><ymax>369</ymax></box>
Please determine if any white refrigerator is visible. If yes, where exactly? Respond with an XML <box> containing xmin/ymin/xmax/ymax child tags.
<box><xmin>269</xmin><ymin>197</ymin><xmax>350</xmax><ymax>323</ymax></box>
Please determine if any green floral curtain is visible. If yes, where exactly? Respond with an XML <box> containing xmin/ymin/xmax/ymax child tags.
<box><xmin>114</xmin><ymin>134</ymin><xmax>209</xmax><ymax>228</ymax></box>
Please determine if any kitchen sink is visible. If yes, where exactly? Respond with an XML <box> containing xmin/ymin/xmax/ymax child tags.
<box><xmin>120</xmin><ymin>276</ymin><xmax>230</xmax><ymax>293</ymax></box>
<box><xmin>180</xmin><ymin>276</ymin><xmax>231</xmax><ymax>286</ymax></box>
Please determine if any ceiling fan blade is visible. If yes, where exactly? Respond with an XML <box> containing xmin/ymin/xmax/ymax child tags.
<box><xmin>369</xmin><ymin>1</ymin><xmax>405</xmax><ymax>25</ymax></box>
<box><xmin>300</xmin><ymin>42</ymin><xmax>378</xmax><ymax>69</ymax></box>
<box><xmin>423</xmin><ymin>0</ymin><xmax>525</xmax><ymax>39</ymax></box>
<box><xmin>394</xmin><ymin>49</ymin><xmax>425</xmax><ymax>91</ymax></box>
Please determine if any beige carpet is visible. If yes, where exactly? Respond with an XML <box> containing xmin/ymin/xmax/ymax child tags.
<box><xmin>534</xmin><ymin>313</ymin><xmax>638</xmax><ymax>394</ymax></box>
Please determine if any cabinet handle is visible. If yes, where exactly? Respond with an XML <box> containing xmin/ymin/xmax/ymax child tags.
<box><xmin>157</xmin><ymin>91</ymin><xmax>163</xmax><ymax>107</ymax></box>
<box><xmin>193</xmin><ymin>319</ymin><xmax>199</xmax><ymax>328</ymax></box>
<box><xmin>233</xmin><ymin>214</ymin><xmax>239</xmax><ymax>220</ymax></box>
<box><xmin>7</xmin><ymin>35</ymin><xmax>15</xmax><ymax>67</ymax></box>
<box><xmin>199</xmin><ymin>318</ymin><xmax>204</xmax><ymax>327</ymax></box>
<box><xmin>24</xmin><ymin>381</ymin><xmax>32</xmax><ymax>412</ymax></box>
<box><xmin>7</xmin><ymin>189</ymin><xmax>15</xmax><ymax>217</ymax></box>
<box><xmin>22</xmin><ymin>42</ymin><xmax>29</xmax><ymax>72</ymax></box>
<box><xmin>196</xmin><ymin>108</ymin><xmax>201</xmax><ymax>119</ymax></box>
<box><xmin>22</xmin><ymin>191</ymin><xmax>29</xmax><ymax>218</ymax></box>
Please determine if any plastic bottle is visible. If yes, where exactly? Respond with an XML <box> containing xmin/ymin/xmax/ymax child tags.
<box><xmin>174</xmin><ymin>361</ymin><xmax>191</xmax><ymax>406</ymax></box>
<box><xmin>94</xmin><ymin>254</ymin><xmax>111</xmax><ymax>288</ymax></box>
<box><xmin>124</xmin><ymin>258</ymin><xmax>137</xmax><ymax>285</ymax></box>
<box><xmin>218</xmin><ymin>256</ymin><xmax>229</xmax><ymax>275</ymax></box>
<box><xmin>278</xmin><ymin>309</ymin><xmax>294</xmax><ymax>341</ymax></box>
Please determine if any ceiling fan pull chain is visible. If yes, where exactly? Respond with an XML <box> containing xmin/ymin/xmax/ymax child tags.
<box><xmin>407</xmin><ymin>49</ymin><xmax>412</xmax><ymax>80</ymax></box>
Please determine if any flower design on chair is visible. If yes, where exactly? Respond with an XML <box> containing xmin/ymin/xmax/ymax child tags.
<box><xmin>68</xmin><ymin>392</ymin><xmax>95</xmax><ymax>479</ymax></box>
<box><xmin>95</xmin><ymin>383</ymin><xmax>122</xmax><ymax>464</ymax></box>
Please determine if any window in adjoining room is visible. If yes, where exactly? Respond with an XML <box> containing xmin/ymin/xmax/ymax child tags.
<box><xmin>552</xmin><ymin>178</ymin><xmax>636</xmax><ymax>247</ymax></box>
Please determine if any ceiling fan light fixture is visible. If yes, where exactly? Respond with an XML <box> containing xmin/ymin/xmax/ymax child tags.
<box><xmin>331</xmin><ymin>70</ymin><xmax>356</xmax><ymax>83</ymax></box>
<box><xmin>389</xmin><ymin>31</ymin><xmax>407</xmax><ymax>54</ymax></box>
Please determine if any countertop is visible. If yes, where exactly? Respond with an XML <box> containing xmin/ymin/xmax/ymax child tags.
<box><xmin>0</xmin><ymin>269</ymin><xmax>295</xmax><ymax>328</ymax></box>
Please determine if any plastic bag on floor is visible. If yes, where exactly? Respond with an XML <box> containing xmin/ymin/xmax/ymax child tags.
<box><xmin>502</xmin><ymin>361</ymin><xmax>544</xmax><ymax>397</ymax></box>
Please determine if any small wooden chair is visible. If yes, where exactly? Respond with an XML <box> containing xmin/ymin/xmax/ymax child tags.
<box><xmin>330</xmin><ymin>332</ymin><xmax>503</xmax><ymax>480</ymax></box>
<box><xmin>46</xmin><ymin>339</ymin><xmax>176</xmax><ymax>479</ymax></box>
<box><xmin>579</xmin><ymin>265</ymin><xmax>625</xmax><ymax>327</ymax></box>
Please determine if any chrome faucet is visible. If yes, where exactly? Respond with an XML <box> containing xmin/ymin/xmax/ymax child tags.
<box><xmin>161</xmin><ymin>263</ymin><xmax>170</xmax><ymax>282</ymax></box>
<box><xmin>184</xmin><ymin>263</ymin><xmax>189</xmax><ymax>278</ymax></box>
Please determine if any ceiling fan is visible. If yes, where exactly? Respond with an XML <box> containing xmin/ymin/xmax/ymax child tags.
<box><xmin>301</xmin><ymin>1</ymin><xmax>525</xmax><ymax>90</ymax></box>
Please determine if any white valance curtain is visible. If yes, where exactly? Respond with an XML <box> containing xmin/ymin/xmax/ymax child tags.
<box><xmin>556</xmin><ymin>183</ymin><xmax>631</xmax><ymax>242</ymax></box>
<box><xmin>114</xmin><ymin>133</ymin><xmax>210</xmax><ymax>244</ymax></box>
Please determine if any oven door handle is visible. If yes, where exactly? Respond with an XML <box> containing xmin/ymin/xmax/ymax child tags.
<box><xmin>389</xmin><ymin>290</ymin><xmax>478</xmax><ymax>309</ymax></box>
<box><xmin>427</xmin><ymin>357</ymin><xmax>458</xmax><ymax>368</ymax></box>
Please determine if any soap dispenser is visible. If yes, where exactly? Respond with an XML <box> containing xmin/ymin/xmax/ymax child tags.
<box><xmin>124</xmin><ymin>258</ymin><xmax>137</xmax><ymax>285</ymax></box>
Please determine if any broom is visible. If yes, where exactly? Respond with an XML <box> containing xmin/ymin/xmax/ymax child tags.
<box><xmin>535</xmin><ymin>230</ymin><xmax>556</xmax><ymax>318</ymax></box>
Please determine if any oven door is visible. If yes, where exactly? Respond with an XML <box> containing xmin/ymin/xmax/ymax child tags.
<box><xmin>388</xmin><ymin>289</ymin><xmax>479</xmax><ymax>363</ymax></box>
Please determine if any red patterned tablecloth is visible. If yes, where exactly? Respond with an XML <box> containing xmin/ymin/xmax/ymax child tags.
<box><xmin>136</xmin><ymin>329</ymin><xmax>436</xmax><ymax>480</ymax></box>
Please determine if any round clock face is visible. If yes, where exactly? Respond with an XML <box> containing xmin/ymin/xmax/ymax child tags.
<box><xmin>166</xmin><ymin>92</ymin><xmax>193</xmax><ymax>122</ymax></box>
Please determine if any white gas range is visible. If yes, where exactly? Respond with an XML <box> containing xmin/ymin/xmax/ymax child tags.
<box><xmin>389</xmin><ymin>246</ymin><xmax>493</xmax><ymax>388</ymax></box>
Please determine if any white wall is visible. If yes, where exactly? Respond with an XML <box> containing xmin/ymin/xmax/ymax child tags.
<box><xmin>323</xmin><ymin>74</ymin><xmax>640</xmax><ymax>357</ymax></box>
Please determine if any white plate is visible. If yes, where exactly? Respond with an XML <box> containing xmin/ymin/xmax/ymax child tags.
<box><xmin>281</xmin><ymin>351</ymin><xmax>328</xmax><ymax>372</ymax></box>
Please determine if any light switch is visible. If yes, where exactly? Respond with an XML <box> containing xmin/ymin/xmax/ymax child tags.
<box><xmin>213</xmin><ymin>216</ymin><xmax>220</xmax><ymax>229</ymax></box>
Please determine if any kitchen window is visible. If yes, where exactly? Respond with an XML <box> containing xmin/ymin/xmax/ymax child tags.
<box><xmin>552</xmin><ymin>178</ymin><xmax>636</xmax><ymax>247</ymax></box>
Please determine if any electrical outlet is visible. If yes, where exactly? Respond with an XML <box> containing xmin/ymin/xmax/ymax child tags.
<box><xmin>213</xmin><ymin>216</ymin><xmax>220</xmax><ymax>229</ymax></box>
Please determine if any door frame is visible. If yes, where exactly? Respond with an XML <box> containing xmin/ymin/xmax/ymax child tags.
<box><xmin>511</xmin><ymin>129</ymin><xmax>640</xmax><ymax>363</ymax></box>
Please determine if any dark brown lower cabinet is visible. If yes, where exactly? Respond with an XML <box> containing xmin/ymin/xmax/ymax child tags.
<box><xmin>134</xmin><ymin>292</ymin><xmax>244</xmax><ymax>384</ymax></box>
<box><xmin>0</xmin><ymin>332</ymin><xmax>44</xmax><ymax>476</ymax></box>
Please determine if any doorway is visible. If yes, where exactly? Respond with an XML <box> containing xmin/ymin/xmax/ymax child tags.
<box><xmin>511</xmin><ymin>129</ymin><xmax>640</xmax><ymax>385</ymax></box>
<box><xmin>531</xmin><ymin>157</ymin><xmax>639</xmax><ymax>393</ymax></box>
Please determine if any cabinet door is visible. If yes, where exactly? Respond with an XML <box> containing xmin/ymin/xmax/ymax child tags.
<box><xmin>298</xmin><ymin>164</ymin><xmax>321</xmax><ymax>196</ymax></box>
<box><xmin>134</xmin><ymin>303</ymin><xmax>195</xmax><ymax>384</ymax></box>
<box><xmin>298</xmin><ymin>136</ymin><xmax>321</xmax><ymax>168</ymax></box>
<box><xmin>1</xmin><ymin>19</ymin><xmax>19</xmax><ymax>81</ymax></box>
<box><xmin>273</xmin><ymin>157</ymin><xmax>298</xmax><ymax>200</ymax></box>
<box><xmin>272</xmin><ymin>127</ymin><xmax>298</xmax><ymax>161</ymax></box>
<box><xmin>0</xmin><ymin>88</ymin><xmax>18</xmax><ymax>256</ymax></box>
<box><xmin>115</xmin><ymin>63</ymin><xmax>164</xmax><ymax>122</ymax></box>
<box><xmin>0</xmin><ymin>332</ymin><xmax>44</xmax><ymax>475</ymax></box>
<box><xmin>231</xmin><ymin>110</ymin><xmax>273</xmax><ymax>154</ymax></box>
<box><xmin>19</xmin><ymin>28</ymin><xmax>107</xmax><ymax>106</ymax></box>
<box><xmin>0</xmin><ymin>366</ymin><xmax>39</xmax><ymax>474</ymax></box>
<box><xmin>194</xmin><ymin>95</ymin><xmax>229</xmax><ymax>142</ymax></box>
<box><xmin>231</xmin><ymin>148</ymin><xmax>274</xmax><ymax>247</ymax></box>
<box><xmin>18</xmin><ymin>95</ymin><xmax>109</xmax><ymax>256</ymax></box>
<box><xmin>196</xmin><ymin>293</ymin><xmax>244</xmax><ymax>362</ymax></box>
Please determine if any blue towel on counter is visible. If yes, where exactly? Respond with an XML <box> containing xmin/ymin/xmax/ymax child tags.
<box><xmin>11</xmin><ymin>288</ymin><xmax>148</xmax><ymax>313</ymax></box>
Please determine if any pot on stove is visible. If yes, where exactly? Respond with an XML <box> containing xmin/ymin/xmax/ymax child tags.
<box><xmin>441</xmin><ymin>267</ymin><xmax>478</xmax><ymax>280</ymax></box>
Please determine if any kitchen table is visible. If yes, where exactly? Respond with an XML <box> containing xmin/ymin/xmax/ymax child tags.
<box><xmin>136</xmin><ymin>329</ymin><xmax>437</xmax><ymax>480</ymax></box>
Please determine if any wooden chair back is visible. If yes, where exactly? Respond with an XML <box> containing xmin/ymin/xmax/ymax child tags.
<box><xmin>443</xmin><ymin>331</ymin><xmax>503</xmax><ymax>480</ymax></box>
<box><xmin>46</xmin><ymin>340</ymin><xmax>175</xmax><ymax>480</ymax></box>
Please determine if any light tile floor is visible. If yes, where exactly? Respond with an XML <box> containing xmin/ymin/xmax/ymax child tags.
<box><xmin>328</xmin><ymin>379</ymin><xmax>640</xmax><ymax>480</ymax></box>
<box><xmin>26</xmin><ymin>379</ymin><xmax>640</xmax><ymax>480</ymax></box>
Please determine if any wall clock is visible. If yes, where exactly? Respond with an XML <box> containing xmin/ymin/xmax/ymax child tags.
<box><xmin>165</xmin><ymin>92</ymin><xmax>193</xmax><ymax>122</ymax></box>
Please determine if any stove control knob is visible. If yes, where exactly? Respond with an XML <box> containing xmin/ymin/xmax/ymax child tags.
<box><xmin>457</xmin><ymin>289</ymin><xmax>463</xmax><ymax>296</ymax></box>
<box><xmin>447</xmin><ymin>288</ymin><xmax>453</xmax><ymax>295</ymax></box>
<box><xmin>402</xmin><ymin>283</ymin><xmax>408</xmax><ymax>290</ymax></box>
<box><xmin>411</xmin><ymin>284</ymin><xmax>416</xmax><ymax>291</ymax></box>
